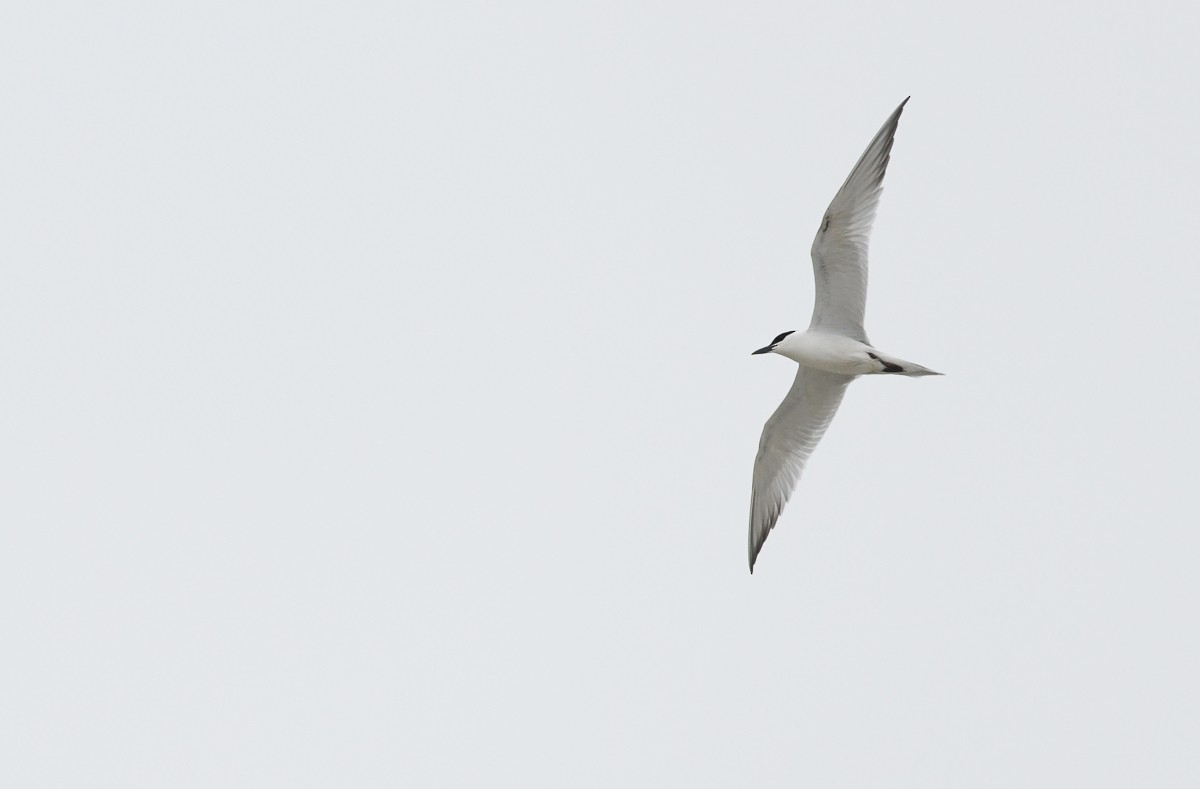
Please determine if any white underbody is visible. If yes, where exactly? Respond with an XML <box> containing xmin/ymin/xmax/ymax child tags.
<box><xmin>774</xmin><ymin>331</ymin><xmax>938</xmax><ymax>377</ymax></box>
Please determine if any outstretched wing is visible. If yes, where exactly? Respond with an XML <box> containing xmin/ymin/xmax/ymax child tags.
<box><xmin>748</xmin><ymin>367</ymin><xmax>853</xmax><ymax>572</ymax></box>
<box><xmin>808</xmin><ymin>97</ymin><xmax>909</xmax><ymax>343</ymax></box>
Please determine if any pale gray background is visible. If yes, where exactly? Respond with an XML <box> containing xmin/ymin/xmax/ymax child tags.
<box><xmin>3</xmin><ymin>1</ymin><xmax>1198</xmax><ymax>786</ymax></box>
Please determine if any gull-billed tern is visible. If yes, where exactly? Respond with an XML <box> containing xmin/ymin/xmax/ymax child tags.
<box><xmin>748</xmin><ymin>97</ymin><xmax>941</xmax><ymax>573</ymax></box>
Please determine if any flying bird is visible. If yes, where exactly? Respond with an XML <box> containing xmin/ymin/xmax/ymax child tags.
<box><xmin>748</xmin><ymin>97</ymin><xmax>940</xmax><ymax>573</ymax></box>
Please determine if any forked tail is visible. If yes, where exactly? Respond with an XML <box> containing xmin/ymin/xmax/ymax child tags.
<box><xmin>866</xmin><ymin>351</ymin><xmax>942</xmax><ymax>377</ymax></box>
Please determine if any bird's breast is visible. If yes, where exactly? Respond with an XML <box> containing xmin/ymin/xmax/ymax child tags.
<box><xmin>778</xmin><ymin>332</ymin><xmax>874</xmax><ymax>375</ymax></box>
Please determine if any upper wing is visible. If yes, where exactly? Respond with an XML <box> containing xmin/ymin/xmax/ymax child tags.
<box><xmin>808</xmin><ymin>97</ymin><xmax>909</xmax><ymax>342</ymax></box>
<box><xmin>748</xmin><ymin>366</ymin><xmax>853</xmax><ymax>572</ymax></box>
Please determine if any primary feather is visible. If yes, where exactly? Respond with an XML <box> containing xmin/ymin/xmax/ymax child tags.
<box><xmin>748</xmin><ymin>367</ymin><xmax>852</xmax><ymax>571</ymax></box>
<box><xmin>809</xmin><ymin>97</ymin><xmax>908</xmax><ymax>343</ymax></box>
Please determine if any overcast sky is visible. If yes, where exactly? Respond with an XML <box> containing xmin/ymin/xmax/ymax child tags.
<box><xmin>4</xmin><ymin>1</ymin><xmax>1199</xmax><ymax>787</ymax></box>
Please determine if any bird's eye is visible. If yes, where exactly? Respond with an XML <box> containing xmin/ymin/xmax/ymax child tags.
<box><xmin>772</xmin><ymin>331</ymin><xmax>795</xmax><ymax>344</ymax></box>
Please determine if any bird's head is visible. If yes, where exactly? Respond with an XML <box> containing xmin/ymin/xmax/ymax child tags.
<box><xmin>752</xmin><ymin>330</ymin><xmax>796</xmax><ymax>356</ymax></box>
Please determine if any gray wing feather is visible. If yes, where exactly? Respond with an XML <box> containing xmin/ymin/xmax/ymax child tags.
<box><xmin>808</xmin><ymin>97</ymin><xmax>908</xmax><ymax>342</ymax></box>
<box><xmin>748</xmin><ymin>367</ymin><xmax>853</xmax><ymax>572</ymax></box>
